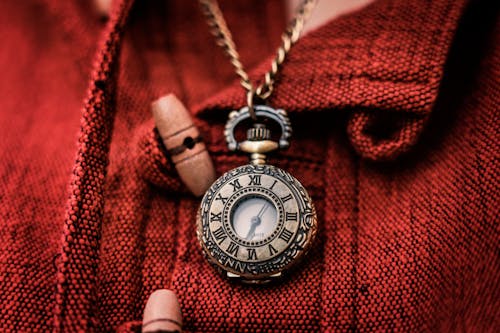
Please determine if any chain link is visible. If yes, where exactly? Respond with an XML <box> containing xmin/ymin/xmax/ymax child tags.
<box><xmin>199</xmin><ymin>0</ymin><xmax>318</xmax><ymax>119</ymax></box>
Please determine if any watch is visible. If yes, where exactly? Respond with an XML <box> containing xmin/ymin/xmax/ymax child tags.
<box><xmin>197</xmin><ymin>105</ymin><xmax>317</xmax><ymax>284</ymax></box>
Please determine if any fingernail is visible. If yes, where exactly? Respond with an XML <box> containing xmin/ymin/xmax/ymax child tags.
<box><xmin>142</xmin><ymin>289</ymin><xmax>183</xmax><ymax>333</ymax></box>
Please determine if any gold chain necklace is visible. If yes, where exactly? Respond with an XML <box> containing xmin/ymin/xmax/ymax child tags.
<box><xmin>199</xmin><ymin>0</ymin><xmax>318</xmax><ymax>119</ymax></box>
<box><xmin>196</xmin><ymin>0</ymin><xmax>319</xmax><ymax>284</ymax></box>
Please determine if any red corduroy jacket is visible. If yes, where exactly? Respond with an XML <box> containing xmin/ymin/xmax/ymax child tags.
<box><xmin>0</xmin><ymin>0</ymin><xmax>498</xmax><ymax>332</ymax></box>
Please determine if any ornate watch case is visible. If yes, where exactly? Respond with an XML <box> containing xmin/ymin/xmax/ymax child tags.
<box><xmin>197</xmin><ymin>105</ymin><xmax>317</xmax><ymax>284</ymax></box>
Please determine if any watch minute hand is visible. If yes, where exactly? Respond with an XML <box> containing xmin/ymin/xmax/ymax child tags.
<box><xmin>257</xmin><ymin>203</ymin><xmax>269</xmax><ymax>218</ymax></box>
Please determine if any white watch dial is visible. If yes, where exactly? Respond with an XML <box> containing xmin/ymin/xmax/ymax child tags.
<box><xmin>231</xmin><ymin>196</ymin><xmax>277</xmax><ymax>241</ymax></box>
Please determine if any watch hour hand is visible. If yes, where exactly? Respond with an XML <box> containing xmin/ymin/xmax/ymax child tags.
<box><xmin>245</xmin><ymin>216</ymin><xmax>261</xmax><ymax>240</ymax></box>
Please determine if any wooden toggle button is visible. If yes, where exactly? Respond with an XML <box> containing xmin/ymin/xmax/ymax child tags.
<box><xmin>93</xmin><ymin>0</ymin><xmax>112</xmax><ymax>18</ymax></box>
<box><xmin>151</xmin><ymin>94</ymin><xmax>215</xmax><ymax>197</ymax></box>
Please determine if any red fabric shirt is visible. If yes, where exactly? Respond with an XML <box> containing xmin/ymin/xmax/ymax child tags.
<box><xmin>0</xmin><ymin>0</ymin><xmax>498</xmax><ymax>332</ymax></box>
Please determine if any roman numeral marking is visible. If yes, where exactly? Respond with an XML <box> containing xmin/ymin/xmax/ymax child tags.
<box><xmin>269</xmin><ymin>180</ymin><xmax>277</xmax><ymax>190</ymax></box>
<box><xmin>213</xmin><ymin>227</ymin><xmax>227</xmax><ymax>244</ymax></box>
<box><xmin>247</xmin><ymin>248</ymin><xmax>257</xmax><ymax>260</ymax></box>
<box><xmin>285</xmin><ymin>212</ymin><xmax>297</xmax><ymax>221</ymax></box>
<box><xmin>281</xmin><ymin>194</ymin><xmax>293</xmax><ymax>203</ymax></box>
<box><xmin>279</xmin><ymin>228</ymin><xmax>294</xmax><ymax>243</ymax></box>
<box><xmin>215</xmin><ymin>193</ymin><xmax>228</xmax><ymax>204</ymax></box>
<box><xmin>248</xmin><ymin>175</ymin><xmax>261</xmax><ymax>186</ymax></box>
<box><xmin>210</xmin><ymin>212</ymin><xmax>222</xmax><ymax>222</ymax></box>
<box><xmin>268</xmin><ymin>244</ymin><xmax>278</xmax><ymax>256</ymax></box>
<box><xmin>227</xmin><ymin>242</ymin><xmax>240</xmax><ymax>257</ymax></box>
<box><xmin>229</xmin><ymin>179</ymin><xmax>242</xmax><ymax>192</ymax></box>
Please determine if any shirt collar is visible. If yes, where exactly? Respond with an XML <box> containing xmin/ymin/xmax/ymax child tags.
<box><xmin>195</xmin><ymin>0</ymin><xmax>468</xmax><ymax>115</ymax></box>
<box><xmin>193</xmin><ymin>0</ymin><xmax>468</xmax><ymax>159</ymax></box>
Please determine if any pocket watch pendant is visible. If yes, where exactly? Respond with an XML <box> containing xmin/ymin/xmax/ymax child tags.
<box><xmin>197</xmin><ymin>105</ymin><xmax>317</xmax><ymax>284</ymax></box>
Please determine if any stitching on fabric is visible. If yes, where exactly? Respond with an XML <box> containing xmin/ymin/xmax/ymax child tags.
<box><xmin>209</xmin><ymin>150</ymin><xmax>325</xmax><ymax>164</ymax></box>
<box><xmin>134</xmin><ymin>184</ymin><xmax>153</xmax><ymax>326</ymax></box>
<box><xmin>350</xmin><ymin>156</ymin><xmax>360</xmax><ymax>331</ymax></box>
<box><xmin>167</xmin><ymin>196</ymin><xmax>181</xmax><ymax>288</ymax></box>
<box><xmin>282</xmin><ymin>69</ymin><xmax>439</xmax><ymax>87</ymax></box>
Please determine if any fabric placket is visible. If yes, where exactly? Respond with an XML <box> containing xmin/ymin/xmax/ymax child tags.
<box><xmin>53</xmin><ymin>0</ymin><xmax>135</xmax><ymax>331</ymax></box>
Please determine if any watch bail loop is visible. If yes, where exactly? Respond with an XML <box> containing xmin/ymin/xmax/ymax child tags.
<box><xmin>224</xmin><ymin>105</ymin><xmax>292</xmax><ymax>153</ymax></box>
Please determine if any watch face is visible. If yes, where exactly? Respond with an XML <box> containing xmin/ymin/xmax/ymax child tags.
<box><xmin>231</xmin><ymin>195</ymin><xmax>277</xmax><ymax>242</ymax></box>
<box><xmin>197</xmin><ymin>164</ymin><xmax>317</xmax><ymax>282</ymax></box>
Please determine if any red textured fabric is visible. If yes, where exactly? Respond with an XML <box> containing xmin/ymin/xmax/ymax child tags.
<box><xmin>0</xmin><ymin>0</ymin><xmax>499</xmax><ymax>332</ymax></box>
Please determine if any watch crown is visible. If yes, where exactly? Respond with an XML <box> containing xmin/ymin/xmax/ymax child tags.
<box><xmin>247</xmin><ymin>123</ymin><xmax>271</xmax><ymax>141</ymax></box>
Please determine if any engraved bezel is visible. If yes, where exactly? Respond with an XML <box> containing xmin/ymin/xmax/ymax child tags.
<box><xmin>196</xmin><ymin>164</ymin><xmax>317</xmax><ymax>282</ymax></box>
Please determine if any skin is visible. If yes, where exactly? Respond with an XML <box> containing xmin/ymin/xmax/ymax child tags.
<box><xmin>288</xmin><ymin>0</ymin><xmax>375</xmax><ymax>35</ymax></box>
